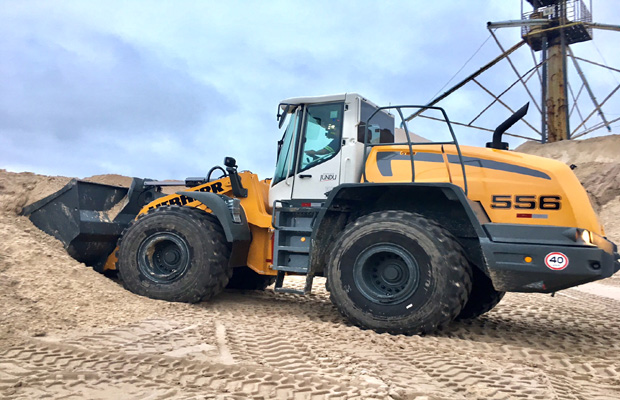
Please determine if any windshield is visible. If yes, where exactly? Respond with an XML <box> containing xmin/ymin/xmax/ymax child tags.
<box><xmin>273</xmin><ymin>108</ymin><xmax>300</xmax><ymax>185</ymax></box>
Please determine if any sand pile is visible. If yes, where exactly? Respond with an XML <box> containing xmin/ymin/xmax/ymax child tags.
<box><xmin>0</xmin><ymin>170</ymin><xmax>184</xmax><ymax>346</ymax></box>
<box><xmin>82</xmin><ymin>173</ymin><xmax>134</xmax><ymax>187</ymax></box>
<box><xmin>0</xmin><ymin>171</ymin><xmax>71</xmax><ymax>215</ymax></box>
<box><xmin>516</xmin><ymin>135</ymin><xmax>620</xmax><ymax>243</ymax></box>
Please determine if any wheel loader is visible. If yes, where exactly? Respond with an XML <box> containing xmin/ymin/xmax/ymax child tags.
<box><xmin>24</xmin><ymin>93</ymin><xmax>620</xmax><ymax>334</ymax></box>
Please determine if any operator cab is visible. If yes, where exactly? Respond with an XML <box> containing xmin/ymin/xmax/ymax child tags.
<box><xmin>270</xmin><ymin>93</ymin><xmax>395</xmax><ymax>204</ymax></box>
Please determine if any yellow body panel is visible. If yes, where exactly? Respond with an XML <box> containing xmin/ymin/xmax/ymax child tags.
<box><xmin>364</xmin><ymin>144</ymin><xmax>603</xmax><ymax>235</ymax></box>
<box><xmin>104</xmin><ymin>172</ymin><xmax>274</xmax><ymax>274</ymax></box>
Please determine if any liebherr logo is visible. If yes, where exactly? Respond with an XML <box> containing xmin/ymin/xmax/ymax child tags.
<box><xmin>148</xmin><ymin>181</ymin><xmax>225</xmax><ymax>210</ymax></box>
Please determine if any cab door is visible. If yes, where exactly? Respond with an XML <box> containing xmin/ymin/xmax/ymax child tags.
<box><xmin>291</xmin><ymin>102</ymin><xmax>345</xmax><ymax>200</ymax></box>
<box><xmin>269</xmin><ymin>107</ymin><xmax>301</xmax><ymax>205</ymax></box>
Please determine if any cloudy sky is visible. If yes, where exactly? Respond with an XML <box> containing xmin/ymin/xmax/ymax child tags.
<box><xmin>2</xmin><ymin>1</ymin><xmax>619</xmax><ymax>180</ymax></box>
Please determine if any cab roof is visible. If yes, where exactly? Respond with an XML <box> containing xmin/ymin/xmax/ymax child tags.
<box><xmin>280</xmin><ymin>93</ymin><xmax>359</xmax><ymax>105</ymax></box>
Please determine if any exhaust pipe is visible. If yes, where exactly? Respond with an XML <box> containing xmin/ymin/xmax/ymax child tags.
<box><xmin>486</xmin><ymin>102</ymin><xmax>529</xmax><ymax>150</ymax></box>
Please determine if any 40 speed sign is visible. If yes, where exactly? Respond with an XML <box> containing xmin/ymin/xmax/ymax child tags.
<box><xmin>545</xmin><ymin>252</ymin><xmax>569</xmax><ymax>270</ymax></box>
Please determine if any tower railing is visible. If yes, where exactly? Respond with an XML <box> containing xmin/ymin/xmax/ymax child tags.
<box><xmin>521</xmin><ymin>0</ymin><xmax>593</xmax><ymax>50</ymax></box>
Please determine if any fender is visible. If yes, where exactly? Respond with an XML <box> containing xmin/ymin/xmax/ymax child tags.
<box><xmin>310</xmin><ymin>182</ymin><xmax>490</xmax><ymax>276</ymax></box>
<box><xmin>316</xmin><ymin>182</ymin><xmax>487</xmax><ymax>236</ymax></box>
<box><xmin>177</xmin><ymin>191</ymin><xmax>251</xmax><ymax>243</ymax></box>
<box><xmin>178</xmin><ymin>191</ymin><xmax>251</xmax><ymax>268</ymax></box>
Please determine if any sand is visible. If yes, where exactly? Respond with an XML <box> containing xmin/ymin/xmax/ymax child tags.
<box><xmin>0</xmin><ymin>135</ymin><xmax>619</xmax><ymax>399</ymax></box>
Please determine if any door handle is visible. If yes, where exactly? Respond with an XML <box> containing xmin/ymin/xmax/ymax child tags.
<box><xmin>299</xmin><ymin>174</ymin><xmax>312</xmax><ymax>178</ymax></box>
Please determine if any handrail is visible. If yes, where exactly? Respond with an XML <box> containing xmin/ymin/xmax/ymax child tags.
<box><xmin>361</xmin><ymin>105</ymin><xmax>468</xmax><ymax>196</ymax></box>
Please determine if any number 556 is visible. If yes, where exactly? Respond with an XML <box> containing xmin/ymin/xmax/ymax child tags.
<box><xmin>491</xmin><ymin>195</ymin><xmax>561</xmax><ymax>210</ymax></box>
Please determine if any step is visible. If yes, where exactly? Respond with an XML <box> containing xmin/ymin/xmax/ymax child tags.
<box><xmin>272</xmin><ymin>226</ymin><xmax>314</xmax><ymax>233</ymax></box>
<box><xmin>273</xmin><ymin>271</ymin><xmax>314</xmax><ymax>295</ymax></box>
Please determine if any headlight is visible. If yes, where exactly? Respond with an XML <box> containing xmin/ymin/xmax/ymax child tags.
<box><xmin>581</xmin><ymin>229</ymin><xmax>594</xmax><ymax>245</ymax></box>
<box><xmin>226</xmin><ymin>198</ymin><xmax>242</xmax><ymax>224</ymax></box>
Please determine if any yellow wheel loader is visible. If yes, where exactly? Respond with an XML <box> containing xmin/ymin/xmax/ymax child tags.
<box><xmin>24</xmin><ymin>93</ymin><xmax>620</xmax><ymax>334</ymax></box>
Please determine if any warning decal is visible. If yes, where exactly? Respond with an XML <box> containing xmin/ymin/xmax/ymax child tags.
<box><xmin>544</xmin><ymin>252</ymin><xmax>569</xmax><ymax>270</ymax></box>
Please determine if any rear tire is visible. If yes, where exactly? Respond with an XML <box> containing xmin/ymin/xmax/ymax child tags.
<box><xmin>455</xmin><ymin>268</ymin><xmax>505</xmax><ymax>320</ymax></box>
<box><xmin>327</xmin><ymin>211</ymin><xmax>472</xmax><ymax>335</ymax></box>
<box><xmin>117</xmin><ymin>206</ymin><xmax>231</xmax><ymax>303</ymax></box>
<box><xmin>226</xmin><ymin>266</ymin><xmax>276</xmax><ymax>290</ymax></box>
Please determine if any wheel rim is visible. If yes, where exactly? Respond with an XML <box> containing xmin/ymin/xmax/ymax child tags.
<box><xmin>137</xmin><ymin>232</ymin><xmax>191</xmax><ymax>283</ymax></box>
<box><xmin>353</xmin><ymin>243</ymin><xmax>420</xmax><ymax>305</ymax></box>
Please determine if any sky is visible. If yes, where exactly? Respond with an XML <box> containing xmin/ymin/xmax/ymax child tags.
<box><xmin>1</xmin><ymin>0</ymin><xmax>619</xmax><ymax>180</ymax></box>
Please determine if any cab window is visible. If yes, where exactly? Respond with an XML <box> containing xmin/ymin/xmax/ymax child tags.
<box><xmin>273</xmin><ymin>109</ymin><xmax>300</xmax><ymax>185</ymax></box>
<box><xmin>299</xmin><ymin>102</ymin><xmax>344</xmax><ymax>171</ymax></box>
<box><xmin>358</xmin><ymin>100</ymin><xmax>395</xmax><ymax>144</ymax></box>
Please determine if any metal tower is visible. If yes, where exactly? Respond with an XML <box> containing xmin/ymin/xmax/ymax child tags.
<box><xmin>410</xmin><ymin>0</ymin><xmax>620</xmax><ymax>143</ymax></box>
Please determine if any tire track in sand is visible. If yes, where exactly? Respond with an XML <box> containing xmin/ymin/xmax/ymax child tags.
<box><xmin>3</xmin><ymin>276</ymin><xmax>620</xmax><ymax>399</ymax></box>
<box><xmin>182</xmin><ymin>291</ymin><xmax>555</xmax><ymax>399</ymax></box>
<box><xmin>0</xmin><ymin>339</ymin><xmax>387</xmax><ymax>399</ymax></box>
<box><xmin>207</xmin><ymin>280</ymin><xmax>620</xmax><ymax>399</ymax></box>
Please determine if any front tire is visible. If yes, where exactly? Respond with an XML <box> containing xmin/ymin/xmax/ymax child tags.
<box><xmin>327</xmin><ymin>211</ymin><xmax>472</xmax><ymax>335</ymax></box>
<box><xmin>117</xmin><ymin>206</ymin><xmax>231</xmax><ymax>303</ymax></box>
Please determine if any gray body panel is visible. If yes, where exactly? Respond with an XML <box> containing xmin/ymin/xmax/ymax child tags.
<box><xmin>481</xmin><ymin>223</ymin><xmax>619</xmax><ymax>292</ymax></box>
<box><xmin>176</xmin><ymin>192</ymin><xmax>250</xmax><ymax>243</ymax></box>
<box><xmin>177</xmin><ymin>191</ymin><xmax>251</xmax><ymax>268</ymax></box>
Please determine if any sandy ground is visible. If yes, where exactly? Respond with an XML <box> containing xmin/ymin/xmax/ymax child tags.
<box><xmin>1</xmin><ymin>135</ymin><xmax>619</xmax><ymax>399</ymax></box>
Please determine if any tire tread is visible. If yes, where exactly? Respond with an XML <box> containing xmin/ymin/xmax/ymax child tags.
<box><xmin>116</xmin><ymin>205</ymin><xmax>231</xmax><ymax>303</ymax></box>
<box><xmin>328</xmin><ymin>210</ymin><xmax>472</xmax><ymax>335</ymax></box>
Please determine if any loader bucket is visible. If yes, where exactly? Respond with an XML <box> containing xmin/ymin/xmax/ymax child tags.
<box><xmin>21</xmin><ymin>178</ymin><xmax>161</xmax><ymax>271</ymax></box>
